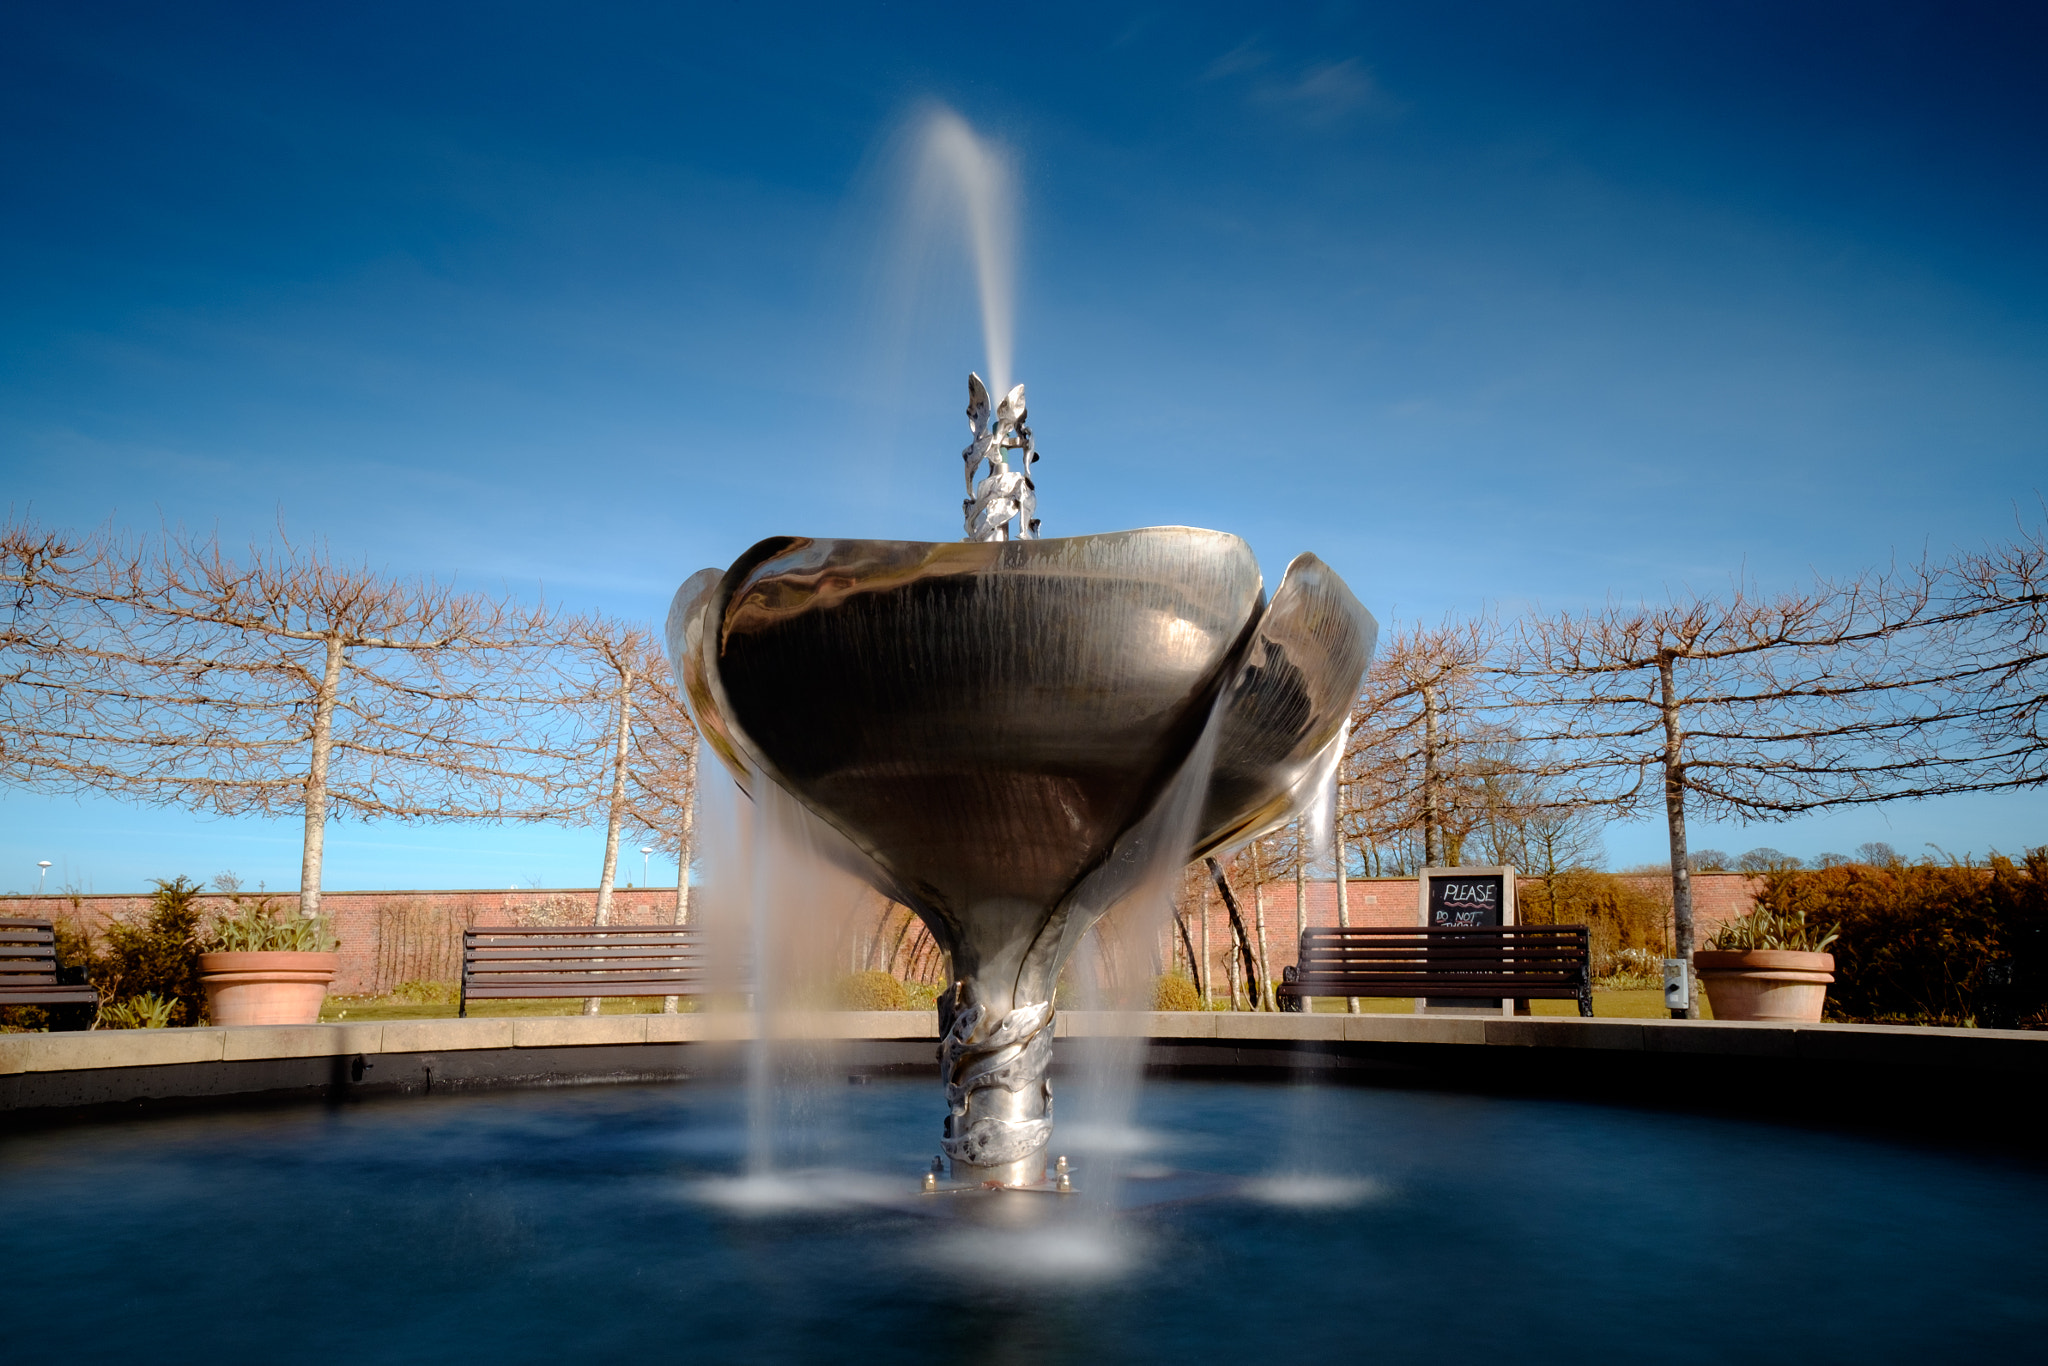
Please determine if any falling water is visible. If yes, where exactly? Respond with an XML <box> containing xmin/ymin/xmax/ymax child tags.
<box><xmin>908</xmin><ymin>106</ymin><xmax>1019</xmax><ymax>400</ymax></box>
<box><xmin>1060</xmin><ymin>709</ymin><xmax>1227</xmax><ymax>1215</ymax></box>
<box><xmin>692</xmin><ymin>766</ymin><xmax>873</xmax><ymax>1190</ymax></box>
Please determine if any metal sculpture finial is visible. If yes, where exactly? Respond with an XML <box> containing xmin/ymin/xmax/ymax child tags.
<box><xmin>962</xmin><ymin>372</ymin><xmax>1039</xmax><ymax>542</ymax></box>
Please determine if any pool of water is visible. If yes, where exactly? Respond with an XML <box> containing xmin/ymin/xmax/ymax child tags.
<box><xmin>5</xmin><ymin>1076</ymin><xmax>2044</xmax><ymax>1363</ymax></box>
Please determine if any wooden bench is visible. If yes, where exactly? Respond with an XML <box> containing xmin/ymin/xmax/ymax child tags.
<box><xmin>1278</xmin><ymin>925</ymin><xmax>1594</xmax><ymax>1017</ymax></box>
<box><xmin>460</xmin><ymin>924</ymin><xmax>719</xmax><ymax>1016</ymax></box>
<box><xmin>0</xmin><ymin>918</ymin><xmax>100</xmax><ymax>1010</ymax></box>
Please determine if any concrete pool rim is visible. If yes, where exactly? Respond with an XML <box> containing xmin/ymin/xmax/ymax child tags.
<box><xmin>3</xmin><ymin>1012</ymin><xmax>2041</xmax><ymax>1149</ymax></box>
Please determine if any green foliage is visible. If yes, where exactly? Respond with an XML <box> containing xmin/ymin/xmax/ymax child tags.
<box><xmin>1744</xmin><ymin>851</ymin><xmax>2048</xmax><ymax>1027</ymax></box>
<box><xmin>205</xmin><ymin>895</ymin><xmax>337</xmax><ymax>953</ymax></box>
<box><xmin>1596</xmin><ymin>946</ymin><xmax>1665</xmax><ymax>989</ymax></box>
<box><xmin>95</xmin><ymin>877</ymin><xmax>208</xmax><ymax>1026</ymax></box>
<box><xmin>1707</xmin><ymin>899</ymin><xmax>1842</xmax><ymax>953</ymax></box>
<box><xmin>1152</xmin><ymin>972</ymin><xmax>1205</xmax><ymax>1011</ymax></box>
<box><xmin>834</xmin><ymin>970</ymin><xmax>910</xmax><ymax>1011</ymax></box>
<box><xmin>100</xmin><ymin>993</ymin><xmax>178</xmax><ymax>1029</ymax></box>
<box><xmin>901</xmin><ymin>981</ymin><xmax>943</xmax><ymax>1012</ymax></box>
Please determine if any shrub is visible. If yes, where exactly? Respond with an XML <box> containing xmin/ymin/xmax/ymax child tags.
<box><xmin>1152</xmin><ymin>972</ymin><xmax>1204</xmax><ymax>1011</ymax></box>
<box><xmin>0</xmin><ymin>1006</ymin><xmax>52</xmax><ymax>1032</ymax></box>
<box><xmin>95</xmin><ymin>877</ymin><xmax>208</xmax><ymax>1026</ymax></box>
<box><xmin>100</xmin><ymin>993</ymin><xmax>178</xmax><ymax>1029</ymax></box>
<box><xmin>835</xmin><ymin>970</ymin><xmax>910</xmax><ymax>1011</ymax></box>
<box><xmin>1522</xmin><ymin>868</ymin><xmax>1672</xmax><ymax>964</ymax></box>
<box><xmin>1745</xmin><ymin>851</ymin><xmax>2048</xmax><ymax>1027</ymax></box>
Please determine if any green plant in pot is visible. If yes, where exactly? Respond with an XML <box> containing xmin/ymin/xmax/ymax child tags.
<box><xmin>1695</xmin><ymin>903</ymin><xmax>1840</xmax><ymax>1023</ymax></box>
<box><xmin>198</xmin><ymin>895</ymin><xmax>341</xmax><ymax>1027</ymax></box>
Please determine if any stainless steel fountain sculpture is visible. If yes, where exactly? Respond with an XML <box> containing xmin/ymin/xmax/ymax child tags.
<box><xmin>668</xmin><ymin>374</ymin><xmax>1377</xmax><ymax>1187</ymax></box>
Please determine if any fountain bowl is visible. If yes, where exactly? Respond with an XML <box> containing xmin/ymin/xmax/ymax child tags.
<box><xmin>668</xmin><ymin>527</ymin><xmax>1376</xmax><ymax>1184</ymax></box>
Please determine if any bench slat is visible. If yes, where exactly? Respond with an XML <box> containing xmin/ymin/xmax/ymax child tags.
<box><xmin>459</xmin><ymin>923</ymin><xmax>737</xmax><ymax>1015</ymax></box>
<box><xmin>464</xmin><ymin>983</ymin><xmax>709</xmax><ymax>999</ymax></box>
<box><xmin>0</xmin><ymin>918</ymin><xmax>98</xmax><ymax>1013</ymax></box>
<box><xmin>0</xmin><ymin>985</ymin><xmax>101</xmax><ymax>1004</ymax></box>
<box><xmin>1284</xmin><ymin>925</ymin><xmax>1593</xmax><ymax>1017</ymax></box>
<box><xmin>464</xmin><ymin>936</ymin><xmax>698</xmax><ymax>943</ymax></box>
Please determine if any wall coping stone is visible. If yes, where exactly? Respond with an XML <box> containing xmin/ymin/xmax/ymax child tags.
<box><xmin>5</xmin><ymin>1010</ymin><xmax>2042</xmax><ymax>1080</ymax></box>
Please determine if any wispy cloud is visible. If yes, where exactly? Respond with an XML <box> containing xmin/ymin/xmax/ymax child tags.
<box><xmin>1255</xmin><ymin>58</ymin><xmax>1401</xmax><ymax>126</ymax></box>
<box><xmin>1204</xmin><ymin>42</ymin><xmax>1404</xmax><ymax>128</ymax></box>
<box><xmin>1203</xmin><ymin>40</ymin><xmax>1272</xmax><ymax>81</ymax></box>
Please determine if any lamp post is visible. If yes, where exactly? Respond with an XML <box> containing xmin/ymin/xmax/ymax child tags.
<box><xmin>640</xmin><ymin>846</ymin><xmax>654</xmax><ymax>888</ymax></box>
<box><xmin>37</xmin><ymin>860</ymin><xmax>52</xmax><ymax>895</ymax></box>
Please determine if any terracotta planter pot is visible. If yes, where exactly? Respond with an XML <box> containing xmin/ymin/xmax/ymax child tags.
<box><xmin>1695</xmin><ymin>949</ymin><xmax>1835</xmax><ymax>1023</ymax></box>
<box><xmin>199</xmin><ymin>951</ymin><xmax>339</xmax><ymax>1026</ymax></box>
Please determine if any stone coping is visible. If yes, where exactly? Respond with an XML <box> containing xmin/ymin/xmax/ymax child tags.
<box><xmin>4</xmin><ymin>1009</ymin><xmax>2042</xmax><ymax>1079</ymax></box>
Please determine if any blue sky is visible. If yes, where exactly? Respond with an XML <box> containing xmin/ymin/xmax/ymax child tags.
<box><xmin>4</xmin><ymin>2</ymin><xmax>2045</xmax><ymax>893</ymax></box>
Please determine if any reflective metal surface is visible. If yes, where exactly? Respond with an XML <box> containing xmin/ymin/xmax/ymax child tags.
<box><xmin>961</xmin><ymin>372</ymin><xmax>1040</xmax><ymax>541</ymax></box>
<box><xmin>1194</xmin><ymin>553</ymin><xmax>1379</xmax><ymax>859</ymax></box>
<box><xmin>666</xmin><ymin>527</ymin><xmax>1375</xmax><ymax>1185</ymax></box>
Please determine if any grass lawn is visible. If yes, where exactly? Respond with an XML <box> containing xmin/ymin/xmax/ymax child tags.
<box><xmin>1301</xmin><ymin>988</ymin><xmax>1701</xmax><ymax>1019</ymax></box>
<box><xmin>322</xmin><ymin>988</ymin><xmax>1703</xmax><ymax>1022</ymax></box>
<box><xmin>321</xmin><ymin>996</ymin><xmax>696</xmax><ymax>1022</ymax></box>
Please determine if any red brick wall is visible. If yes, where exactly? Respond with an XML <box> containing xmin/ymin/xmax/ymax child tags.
<box><xmin>0</xmin><ymin>887</ymin><xmax>689</xmax><ymax>996</ymax></box>
<box><xmin>2</xmin><ymin>871</ymin><xmax>1763</xmax><ymax>1000</ymax></box>
<box><xmin>1173</xmin><ymin>872</ymin><xmax>1761</xmax><ymax>993</ymax></box>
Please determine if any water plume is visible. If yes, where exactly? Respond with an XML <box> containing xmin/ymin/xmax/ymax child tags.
<box><xmin>909</xmin><ymin>106</ymin><xmax>1019</xmax><ymax>400</ymax></box>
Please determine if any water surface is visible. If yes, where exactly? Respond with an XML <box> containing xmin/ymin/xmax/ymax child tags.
<box><xmin>4</xmin><ymin>1078</ymin><xmax>2041</xmax><ymax>1363</ymax></box>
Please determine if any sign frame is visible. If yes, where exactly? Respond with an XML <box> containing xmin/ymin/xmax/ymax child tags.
<box><xmin>1414</xmin><ymin>865</ymin><xmax>1518</xmax><ymax>1016</ymax></box>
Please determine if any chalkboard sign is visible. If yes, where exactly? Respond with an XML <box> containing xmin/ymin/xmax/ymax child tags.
<box><xmin>1417</xmin><ymin>866</ymin><xmax>1517</xmax><ymax>1011</ymax></box>
<box><xmin>1427</xmin><ymin>874</ymin><xmax>1505</xmax><ymax>928</ymax></box>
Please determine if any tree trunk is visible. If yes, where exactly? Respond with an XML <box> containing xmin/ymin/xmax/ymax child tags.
<box><xmin>1421</xmin><ymin>682</ymin><xmax>1442</xmax><ymax>867</ymax></box>
<box><xmin>675</xmin><ymin>775</ymin><xmax>696</xmax><ymax>941</ymax></box>
<box><xmin>586</xmin><ymin>665</ymin><xmax>634</xmax><ymax>1016</ymax></box>
<box><xmin>1336</xmin><ymin>821</ymin><xmax>1359</xmax><ymax>1014</ymax></box>
<box><xmin>298</xmin><ymin>635</ymin><xmax>345</xmax><ymax>920</ymax></box>
<box><xmin>1205</xmin><ymin>857</ymin><xmax>1261</xmax><ymax>1010</ymax></box>
<box><xmin>1172</xmin><ymin>907</ymin><xmax>1199</xmax><ymax>997</ymax></box>
<box><xmin>1294</xmin><ymin>829</ymin><xmax>1307</xmax><ymax>944</ymax></box>
<box><xmin>1659</xmin><ymin>653</ymin><xmax>1699</xmax><ymax>1019</ymax></box>
<box><xmin>663</xmin><ymin>770</ymin><xmax>697</xmax><ymax>1014</ymax></box>
<box><xmin>1293</xmin><ymin>828</ymin><xmax>1309</xmax><ymax>1011</ymax></box>
<box><xmin>1252</xmin><ymin>842</ymin><xmax>1273</xmax><ymax>1011</ymax></box>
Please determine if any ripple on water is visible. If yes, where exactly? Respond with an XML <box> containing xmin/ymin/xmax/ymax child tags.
<box><xmin>685</xmin><ymin>1168</ymin><xmax>911</xmax><ymax>1215</ymax></box>
<box><xmin>916</xmin><ymin>1219</ymin><xmax>1142</xmax><ymax>1286</ymax></box>
<box><xmin>1239</xmin><ymin>1173</ymin><xmax>1385</xmax><ymax>1208</ymax></box>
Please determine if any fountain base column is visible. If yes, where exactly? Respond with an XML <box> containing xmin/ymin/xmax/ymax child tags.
<box><xmin>939</xmin><ymin>998</ymin><xmax>1055</xmax><ymax>1186</ymax></box>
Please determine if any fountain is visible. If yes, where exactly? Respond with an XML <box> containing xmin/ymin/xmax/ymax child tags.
<box><xmin>666</xmin><ymin>372</ymin><xmax>1377</xmax><ymax>1187</ymax></box>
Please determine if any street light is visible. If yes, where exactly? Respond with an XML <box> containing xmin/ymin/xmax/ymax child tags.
<box><xmin>640</xmin><ymin>846</ymin><xmax>654</xmax><ymax>886</ymax></box>
<box><xmin>37</xmin><ymin>860</ymin><xmax>52</xmax><ymax>895</ymax></box>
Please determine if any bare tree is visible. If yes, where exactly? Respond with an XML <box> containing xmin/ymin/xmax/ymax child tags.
<box><xmin>1502</xmin><ymin>567</ymin><xmax>1963</xmax><ymax>1015</ymax></box>
<box><xmin>1943</xmin><ymin>519</ymin><xmax>2048</xmax><ymax>789</ymax></box>
<box><xmin>1340</xmin><ymin>615</ymin><xmax>1513</xmax><ymax>874</ymax></box>
<box><xmin>3</xmin><ymin>517</ymin><xmax>574</xmax><ymax>917</ymax></box>
<box><xmin>1204</xmin><ymin>856</ymin><xmax>1261</xmax><ymax>1010</ymax></box>
<box><xmin>621</xmin><ymin>645</ymin><xmax>698</xmax><ymax>926</ymax></box>
<box><xmin>607</xmin><ymin>631</ymin><xmax>700</xmax><ymax>1016</ymax></box>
